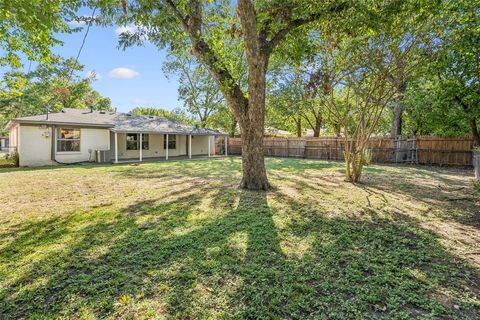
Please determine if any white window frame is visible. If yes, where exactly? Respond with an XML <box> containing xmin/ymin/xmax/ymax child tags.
<box><xmin>126</xmin><ymin>133</ymin><xmax>149</xmax><ymax>150</ymax></box>
<box><xmin>56</xmin><ymin>128</ymin><xmax>81</xmax><ymax>153</ymax></box>
<box><xmin>163</xmin><ymin>134</ymin><xmax>176</xmax><ymax>149</ymax></box>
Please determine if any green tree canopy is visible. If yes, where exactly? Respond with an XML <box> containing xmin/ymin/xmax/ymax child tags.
<box><xmin>0</xmin><ymin>56</ymin><xmax>111</xmax><ymax>134</ymax></box>
<box><xmin>0</xmin><ymin>0</ymin><xmax>81</xmax><ymax>68</ymax></box>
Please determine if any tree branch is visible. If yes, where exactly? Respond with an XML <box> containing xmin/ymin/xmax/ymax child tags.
<box><xmin>163</xmin><ymin>0</ymin><xmax>189</xmax><ymax>30</ymax></box>
<box><xmin>161</xmin><ymin>0</ymin><xmax>248</xmax><ymax>119</ymax></box>
<box><xmin>238</xmin><ymin>0</ymin><xmax>261</xmax><ymax>57</ymax></box>
<box><xmin>266</xmin><ymin>2</ymin><xmax>349</xmax><ymax>54</ymax></box>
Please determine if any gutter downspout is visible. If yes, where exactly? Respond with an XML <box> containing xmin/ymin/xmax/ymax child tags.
<box><xmin>51</xmin><ymin>125</ymin><xmax>56</xmax><ymax>162</ymax></box>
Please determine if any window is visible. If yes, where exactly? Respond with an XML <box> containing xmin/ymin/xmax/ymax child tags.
<box><xmin>163</xmin><ymin>134</ymin><xmax>176</xmax><ymax>149</ymax></box>
<box><xmin>142</xmin><ymin>134</ymin><xmax>149</xmax><ymax>150</ymax></box>
<box><xmin>57</xmin><ymin>128</ymin><xmax>80</xmax><ymax>152</ymax></box>
<box><xmin>126</xmin><ymin>133</ymin><xmax>149</xmax><ymax>150</ymax></box>
<box><xmin>126</xmin><ymin>133</ymin><xmax>138</xmax><ymax>150</ymax></box>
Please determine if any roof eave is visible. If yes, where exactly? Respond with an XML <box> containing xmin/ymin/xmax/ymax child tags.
<box><xmin>110</xmin><ymin>128</ymin><xmax>228</xmax><ymax>136</ymax></box>
<box><xmin>12</xmin><ymin>119</ymin><xmax>114</xmax><ymax>128</ymax></box>
<box><xmin>4</xmin><ymin>120</ymin><xmax>16</xmax><ymax>132</ymax></box>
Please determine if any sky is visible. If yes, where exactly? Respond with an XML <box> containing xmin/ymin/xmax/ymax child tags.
<box><xmin>6</xmin><ymin>10</ymin><xmax>182</xmax><ymax>114</ymax></box>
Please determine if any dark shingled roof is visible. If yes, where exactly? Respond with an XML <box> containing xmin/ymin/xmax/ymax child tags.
<box><xmin>7</xmin><ymin>108</ymin><xmax>227</xmax><ymax>136</ymax></box>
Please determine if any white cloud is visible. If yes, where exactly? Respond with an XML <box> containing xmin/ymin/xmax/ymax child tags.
<box><xmin>86</xmin><ymin>70</ymin><xmax>101</xmax><ymax>80</ymax></box>
<box><xmin>68</xmin><ymin>15</ymin><xmax>97</xmax><ymax>28</ymax></box>
<box><xmin>115</xmin><ymin>25</ymin><xmax>137</xmax><ymax>35</ymax></box>
<box><xmin>108</xmin><ymin>67</ymin><xmax>139</xmax><ymax>79</ymax></box>
<box><xmin>68</xmin><ymin>20</ymin><xmax>86</xmax><ymax>28</ymax></box>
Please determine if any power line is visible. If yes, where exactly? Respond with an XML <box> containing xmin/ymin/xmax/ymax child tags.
<box><xmin>67</xmin><ymin>7</ymin><xmax>97</xmax><ymax>83</ymax></box>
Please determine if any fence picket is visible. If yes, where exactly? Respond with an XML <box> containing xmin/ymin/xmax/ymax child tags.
<box><xmin>227</xmin><ymin>136</ymin><xmax>473</xmax><ymax>166</ymax></box>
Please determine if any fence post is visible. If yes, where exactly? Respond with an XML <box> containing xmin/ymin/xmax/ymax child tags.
<box><xmin>287</xmin><ymin>138</ymin><xmax>290</xmax><ymax>158</ymax></box>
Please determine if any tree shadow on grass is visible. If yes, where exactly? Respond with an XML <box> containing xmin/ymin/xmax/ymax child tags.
<box><xmin>359</xmin><ymin>167</ymin><xmax>479</xmax><ymax>230</ymax></box>
<box><xmin>0</xmin><ymin>186</ymin><xmax>479</xmax><ymax>319</ymax></box>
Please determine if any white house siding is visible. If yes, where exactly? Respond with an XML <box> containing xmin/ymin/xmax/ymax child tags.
<box><xmin>191</xmin><ymin>135</ymin><xmax>210</xmax><ymax>155</ymax></box>
<box><xmin>8</xmin><ymin>124</ymin><xmax>19</xmax><ymax>152</ymax></box>
<box><xmin>16</xmin><ymin>124</ymin><xmax>110</xmax><ymax>166</ymax></box>
<box><xmin>18</xmin><ymin>125</ymin><xmax>53</xmax><ymax>166</ymax></box>
<box><xmin>55</xmin><ymin>128</ymin><xmax>110</xmax><ymax>164</ymax></box>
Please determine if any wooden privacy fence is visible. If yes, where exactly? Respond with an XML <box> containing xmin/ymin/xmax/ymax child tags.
<box><xmin>228</xmin><ymin>136</ymin><xmax>474</xmax><ymax>166</ymax></box>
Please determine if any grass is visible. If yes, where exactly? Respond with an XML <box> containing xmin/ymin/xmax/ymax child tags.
<box><xmin>0</xmin><ymin>157</ymin><xmax>479</xmax><ymax>319</ymax></box>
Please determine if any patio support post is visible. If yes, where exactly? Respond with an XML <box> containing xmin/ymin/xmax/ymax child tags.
<box><xmin>114</xmin><ymin>132</ymin><xmax>118</xmax><ymax>163</ymax></box>
<box><xmin>208</xmin><ymin>135</ymin><xmax>211</xmax><ymax>157</ymax></box>
<box><xmin>189</xmin><ymin>135</ymin><xmax>192</xmax><ymax>159</ymax></box>
<box><xmin>139</xmin><ymin>133</ymin><xmax>143</xmax><ymax>162</ymax></box>
<box><xmin>166</xmin><ymin>134</ymin><xmax>169</xmax><ymax>160</ymax></box>
<box><xmin>224</xmin><ymin>136</ymin><xmax>228</xmax><ymax>156</ymax></box>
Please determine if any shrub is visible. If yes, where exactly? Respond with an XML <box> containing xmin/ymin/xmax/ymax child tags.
<box><xmin>11</xmin><ymin>152</ymin><xmax>19</xmax><ymax>167</ymax></box>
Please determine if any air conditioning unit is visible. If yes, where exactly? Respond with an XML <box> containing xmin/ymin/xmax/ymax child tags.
<box><xmin>95</xmin><ymin>150</ymin><xmax>109</xmax><ymax>163</ymax></box>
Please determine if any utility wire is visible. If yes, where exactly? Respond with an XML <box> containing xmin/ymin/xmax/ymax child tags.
<box><xmin>67</xmin><ymin>7</ymin><xmax>97</xmax><ymax>84</ymax></box>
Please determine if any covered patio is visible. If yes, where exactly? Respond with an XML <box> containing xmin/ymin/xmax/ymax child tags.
<box><xmin>110</xmin><ymin>130</ymin><xmax>228</xmax><ymax>163</ymax></box>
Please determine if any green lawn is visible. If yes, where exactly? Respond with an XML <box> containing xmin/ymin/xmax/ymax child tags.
<box><xmin>0</xmin><ymin>158</ymin><xmax>478</xmax><ymax>319</ymax></box>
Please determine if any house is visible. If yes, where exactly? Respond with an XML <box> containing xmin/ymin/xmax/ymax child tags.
<box><xmin>5</xmin><ymin>108</ymin><xmax>228</xmax><ymax>167</ymax></box>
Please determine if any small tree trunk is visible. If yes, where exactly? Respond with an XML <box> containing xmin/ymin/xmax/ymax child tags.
<box><xmin>454</xmin><ymin>95</ymin><xmax>480</xmax><ymax>146</ymax></box>
<box><xmin>333</xmin><ymin>123</ymin><xmax>341</xmax><ymax>137</ymax></box>
<box><xmin>296</xmin><ymin>118</ymin><xmax>302</xmax><ymax>137</ymax></box>
<box><xmin>390</xmin><ymin>99</ymin><xmax>403</xmax><ymax>138</ymax></box>
<box><xmin>313</xmin><ymin>114</ymin><xmax>322</xmax><ymax>137</ymax></box>
<box><xmin>470</xmin><ymin>117</ymin><xmax>480</xmax><ymax>147</ymax></box>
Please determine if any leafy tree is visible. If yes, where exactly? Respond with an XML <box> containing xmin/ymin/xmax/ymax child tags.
<box><xmin>208</xmin><ymin>107</ymin><xmax>238</xmax><ymax>137</ymax></box>
<box><xmin>130</xmin><ymin>106</ymin><xmax>193</xmax><ymax>124</ymax></box>
<box><xmin>268</xmin><ymin>65</ymin><xmax>306</xmax><ymax>137</ymax></box>
<box><xmin>0</xmin><ymin>56</ymin><xmax>111</xmax><ymax>134</ymax></box>
<box><xmin>432</xmin><ymin>0</ymin><xmax>480</xmax><ymax>145</ymax></box>
<box><xmin>395</xmin><ymin>1</ymin><xmax>480</xmax><ymax>143</ymax></box>
<box><xmin>322</xmin><ymin>33</ymin><xmax>397</xmax><ymax>182</ymax></box>
<box><xmin>380</xmin><ymin>11</ymin><xmax>438</xmax><ymax>138</ymax></box>
<box><xmin>163</xmin><ymin>53</ymin><xmax>225</xmax><ymax>127</ymax></box>
<box><xmin>402</xmin><ymin>79</ymin><xmax>472</xmax><ymax>136</ymax></box>
<box><xmin>0</xmin><ymin>0</ymin><xmax>80</xmax><ymax>68</ymax></box>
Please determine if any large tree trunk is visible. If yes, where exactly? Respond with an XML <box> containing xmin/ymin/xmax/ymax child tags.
<box><xmin>237</xmin><ymin>0</ymin><xmax>270</xmax><ymax>190</ymax></box>
<box><xmin>390</xmin><ymin>99</ymin><xmax>403</xmax><ymax>138</ymax></box>
<box><xmin>240</xmin><ymin>120</ymin><xmax>268</xmax><ymax>190</ymax></box>
<box><xmin>239</xmin><ymin>54</ymin><xmax>269</xmax><ymax>190</ymax></box>
<box><xmin>470</xmin><ymin>117</ymin><xmax>480</xmax><ymax>146</ymax></box>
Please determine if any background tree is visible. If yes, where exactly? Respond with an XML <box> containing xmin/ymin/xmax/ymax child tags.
<box><xmin>0</xmin><ymin>56</ymin><xmax>111</xmax><ymax>134</ymax></box>
<box><xmin>268</xmin><ymin>65</ymin><xmax>306</xmax><ymax>137</ymax></box>
<box><xmin>163</xmin><ymin>53</ymin><xmax>225</xmax><ymax>127</ymax></box>
<box><xmin>402</xmin><ymin>78</ymin><xmax>473</xmax><ymax>136</ymax></box>
<box><xmin>381</xmin><ymin>14</ymin><xmax>437</xmax><ymax>138</ymax></box>
<box><xmin>130</xmin><ymin>106</ymin><xmax>193</xmax><ymax>124</ymax></box>
<box><xmin>432</xmin><ymin>0</ymin><xmax>480</xmax><ymax>145</ymax></box>
<box><xmin>0</xmin><ymin>0</ymin><xmax>80</xmax><ymax>68</ymax></box>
